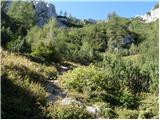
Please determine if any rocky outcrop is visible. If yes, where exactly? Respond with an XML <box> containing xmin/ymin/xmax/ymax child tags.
<box><xmin>32</xmin><ymin>1</ymin><xmax>57</xmax><ymax>26</ymax></box>
<box><xmin>61</xmin><ymin>97</ymin><xmax>83</xmax><ymax>107</ymax></box>
<box><xmin>135</xmin><ymin>7</ymin><xmax>159</xmax><ymax>23</ymax></box>
<box><xmin>60</xmin><ymin>97</ymin><xmax>101</xmax><ymax>117</ymax></box>
<box><xmin>86</xmin><ymin>105</ymin><xmax>100</xmax><ymax>117</ymax></box>
<box><xmin>110</xmin><ymin>34</ymin><xmax>135</xmax><ymax>51</ymax></box>
<box><xmin>121</xmin><ymin>34</ymin><xmax>135</xmax><ymax>47</ymax></box>
<box><xmin>46</xmin><ymin>80</ymin><xmax>66</xmax><ymax>103</ymax></box>
<box><xmin>88</xmin><ymin>18</ymin><xmax>97</xmax><ymax>24</ymax></box>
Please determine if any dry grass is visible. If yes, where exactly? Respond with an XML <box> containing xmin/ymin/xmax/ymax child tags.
<box><xmin>1</xmin><ymin>50</ymin><xmax>57</xmax><ymax>78</ymax></box>
<box><xmin>1</xmin><ymin>49</ymin><xmax>55</xmax><ymax>118</ymax></box>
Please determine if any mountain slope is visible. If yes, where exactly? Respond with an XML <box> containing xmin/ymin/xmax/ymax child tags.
<box><xmin>1</xmin><ymin>49</ymin><xmax>57</xmax><ymax>118</ymax></box>
<box><xmin>1</xmin><ymin>1</ymin><xmax>159</xmax><ymax>119</ymax></box>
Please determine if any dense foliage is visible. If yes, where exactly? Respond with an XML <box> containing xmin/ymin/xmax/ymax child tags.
<box><xmin>1</xmin><ymin>1</ymin><xmax>159</xmax><ymax>119</ymax></box>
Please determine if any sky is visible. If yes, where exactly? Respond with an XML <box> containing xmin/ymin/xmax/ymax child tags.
<box><xmin>50</xmin><ymin>0</ymin><xmax>158</xmax><ymax>20</ymax></box>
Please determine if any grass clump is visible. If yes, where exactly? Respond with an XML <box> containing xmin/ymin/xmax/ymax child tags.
<box><xmin>46</xmin><ymin>101</ymin><xmax>93</xmax><ymax>119</ymax></box>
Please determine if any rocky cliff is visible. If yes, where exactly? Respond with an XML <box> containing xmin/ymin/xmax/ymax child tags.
<box><xmin>32</xmin><ymin>0</ymin><xmax>57</xmax><ymax>26</ymax></box>
<box><xmin>135</xmin><ymin>6</ymin><xmax>159</xmax><ymax>23</ymax></box>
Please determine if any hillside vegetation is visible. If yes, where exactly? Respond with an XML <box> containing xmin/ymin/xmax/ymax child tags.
<box><xmin>1</xmin><ymin>1</ymin><xmax>159</xmax><ymax>119</ymax></box>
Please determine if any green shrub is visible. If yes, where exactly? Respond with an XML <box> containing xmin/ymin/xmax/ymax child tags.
<box><xmin>46</xmin><ymin>102</ymin><xmax>93</xmax><ymax>119</ymax></box>
<box><xmin>7</xmin><ymin>37</ymin><xmax>30</xmax><ymax>53</ymax></box>
<box><xmin>95</xmin><ymin>102</ymin><xmax>117</xmax><ymax>118</ymax></box>
<box><xmin>31</xmin><ymin>42</ymin><xmax>61</xmax><ymax>63</ymax></box>
<box><xmin>1</xmin><ymin>10</ymin><xmax>28</xmax><ymax>48</ymax></box>
<box><xmin>124</xmin><ymin>62</ymin><xmax>150</xmax><ymax>93</ymax></box>
<box><xmin>101</xmin><ymin>53</ymin><xmax>125</xmax><ymax>79</ymax></box>
<box><xmin>1</xmin><ymin>26</ymin><xmax>13</xmax><ymax>46</ymax></box>
<box><xmin>101</xmin><ymin>53</ymin><xmax>151</xmax><ymax>93</ymax></box>
<box><xmin>129</xmin><ymin>43</ymin><xmax>139</xmax><ymax>55</ymax></box>
<box><xmin>119</xmin><ymin>88</ymin><xmax>139</xmax><ymax>109</ymax></box>
<box><xmin>26</xmin><ymin>19</ymin><xmax>62</xmax><ymax>63</ymax></box>
<box><xmin>117</xmin><ymin>108</ymin><xmax>139</xmax><ymax>119</ymax></box>
<box><xmin>60</xmin><ymin>65</ymin><xmax>120</xmax><ymax>104</ymax></box>
<box><xmin>7</xmin><ymin>1</ymin><xmax>35</xmax><ymax>28</ymax></box>
<box><xmin>138</xmin><ymin>93</ymin><xmax>158</xmax><ymax>119</ymax></box>
<box><xmin>141</xmin><ymin>61</ymin><xmax>158</xmax><ymax>92</ymax></box>
<box><xmin>99</xmin><ymin>108</ymin><xmax>117</xmax><ymax>119</ymax></box>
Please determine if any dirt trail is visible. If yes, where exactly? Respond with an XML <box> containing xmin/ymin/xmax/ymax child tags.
<box><xmin>45</xmin><ymin>65</ymin><xmax>71</xmax><ymax>103</ymax></box>
<box><xmin>46</xmin><ymin>80</ymin><xmax>66</xmax><ymax>103</ymax></box>
<box><xmin>45</xmin><ymin>64</ymin><xmax>102</xmax><ymax>118</ymax></box>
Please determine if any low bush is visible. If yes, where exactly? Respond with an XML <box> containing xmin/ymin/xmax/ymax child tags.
<box><xmin>119</xmin><ymin>88</ymin><xmax>139</xmax><ymax>109</ymax></box>
<box><xmin>100</xmin><ymin>53</ymin><xmax>151</xmax><ymax>93</ymax></box>
<box><xmin>46</xmin><ymin>102</ymin><xmax>93</xmax><ymax>119</ymax></box>
<box><xmin>99</xmin><ymin>108</ymin><xmax>117</xmax><ymax>119</ymax></box>
<box><xmin>60</xmin><ymin>65</ymin><xmax>120</xmax><ymax>104</ymax></box>
<box><xmin>138</xmin><ymin>93</ymin><xmax>159</xmax><ymax>119</ymax></box>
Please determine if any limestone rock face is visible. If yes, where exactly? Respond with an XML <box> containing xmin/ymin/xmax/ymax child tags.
<box><xmin>86</xmin><ymin>105</ymin><xmax>100</xmax><ymax>117</ymax></box>
<box><xmin>33</xmin><ymin>1</ymin><xmax>57</xmax><ymax>26</ymax></box>
<box><xmin>135</xmin><ymin>8</ymin><xmax>159</xmax><ymax>23</ymax></box>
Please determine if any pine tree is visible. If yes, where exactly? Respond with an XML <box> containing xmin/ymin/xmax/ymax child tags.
<box><xmin>7</xmin><ymin>1</ymin><xmax>35</xmax><ymax>28</ymax></box>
